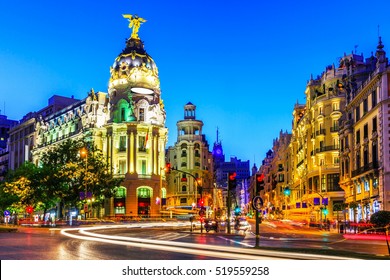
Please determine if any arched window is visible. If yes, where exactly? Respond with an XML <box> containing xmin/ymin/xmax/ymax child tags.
<box><xmin>114</xmin><ymin>186</ymin><xmax>127</xmax><ymax>214</ymax></box>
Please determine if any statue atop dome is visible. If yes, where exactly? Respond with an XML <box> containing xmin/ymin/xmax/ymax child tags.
<box><xmin>123</xmin><ymin>14</ymin><xmax>146</xmax><ymax>39</ymax></box>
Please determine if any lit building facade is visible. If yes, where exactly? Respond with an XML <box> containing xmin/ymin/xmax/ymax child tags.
<box><xmin>266</xmin><ymin>130</ymin><xmax>291</xmax><ymax>218</ymax></box>
<box><xmin>257</xmin><ymin>40</ymin><xmax>389</xmax><ymax>224</ymax></box>
<box><xmin>9</xmin><ymin>95</ymin><xmax>79</xmax><ymax>171</ymax></box>
<box><xmin>339</xmin><ymin>37</ymin><xmax>390</xmax><ymax>221</ymax></box>
<box><xmin>166</xmin><ymin>103</ymin><xmax>213</xmax><ymax>212</ymax></box>
<box><xmin>28</xmin><ymin>15</ymin><xmax>168</xmax><ymax>218</ymax></box>
<box><xmin>301</xmin><ymin>63</ymin><xmax>347</xmax><ymax>223</ymax></box>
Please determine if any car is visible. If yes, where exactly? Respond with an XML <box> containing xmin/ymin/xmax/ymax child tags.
<box><xmin>204</xmin><ymin>219</ymin><xmax>219</xmax><ymax>232</ymax></box>
<box><xmin>234</xmin><ymin>217</ymin><xmax>251</xmax><ymax>232</ymax></box>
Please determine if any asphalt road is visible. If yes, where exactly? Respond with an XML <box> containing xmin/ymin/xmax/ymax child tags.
<box><xmin>0</xmin><ymin>221</ymin><xmax>389</xmax><ymax>260</ymax></box>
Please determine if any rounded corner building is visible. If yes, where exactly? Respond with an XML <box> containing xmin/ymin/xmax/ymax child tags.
<box><xmin>98</xmin><ymin>14</ymin><xmax>168</xmax><ymax>217</ymax></box>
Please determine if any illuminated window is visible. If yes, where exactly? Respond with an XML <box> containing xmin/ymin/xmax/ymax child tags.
<box><xmin>115</xmin><ymin>206</ymin><xmax>125</xmax><ymax>214</ymax></box>
<box><xmin>138</xmin><ymin>188</ymin><xmax>151</xmax><ymax>198</ymax></box>
<box><xmin>364</xmin><ymin>181</ymin><xmax>370</xmax><ymax>192</ymax></box>
<box><xmin>138</xmin><ymin>136</ymin><xmax>146</xmax><ymax>152</ymax></box>
<box><xmin>373</xmin><ymin>178</ymin><xmax>378</xmax><ymax>189</ymax></box>
<box><xmin>321</xmin><ymin>174</ymin><xmax>326</xmax><ymax>192</ymax></box>
<box><xmin>357</xmin><ymin>183</ymin><xmax>361</xmax><ymax>194</ymax></box>
<box><xmin>119</xmin><ymin>160</ymin><xmax>126</xmax><ymax>174</ymax></box>
<box><xmin>119</xmin><ymin>135</ymin><xmax>126</xmax><ymax>151</ymax></box>
<box><xmin>161</xmin><ymin>188</ymin><xmax>166</xmax><ymax>198</ymax></box>
<box><xmin>116</xmin><ymin>187</ymin><xmax>126</xmax><ymax>198</ymax></box>
<box><xmin>141</xmin><ymin>160</ymin><xmax>146</xmax><ymax>175</ymax></box>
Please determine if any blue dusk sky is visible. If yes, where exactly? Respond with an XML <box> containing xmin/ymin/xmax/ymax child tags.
<box><xmin>1</xmin><ymin>0</ymin><xmax>389</xmax><ymax>167</ymax></box>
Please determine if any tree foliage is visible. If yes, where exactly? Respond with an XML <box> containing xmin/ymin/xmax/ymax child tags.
<box><xmin>1</xmin><ymin>138</ymin><xmax>122</xmax><ymax>216</ymax></box>
<box><xmin>2</xmin><ymin>162</ymin><xmax>46</xmax><ymax>211</ymax></box>
<box><xmin>370</xmin><ymin>211</ymin><xmax>390</xmax><ymax>227</ymax></box>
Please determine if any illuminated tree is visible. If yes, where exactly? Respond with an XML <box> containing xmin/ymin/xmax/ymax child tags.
<box><xmin>2</xmin><ymin>162</ymin><xmax>45</xmax><ymax>213</ymax></box>
<box><xmin>39</xmin><ymin>139</ymin><xmax>122</xmax><ymax>217</ymax></box>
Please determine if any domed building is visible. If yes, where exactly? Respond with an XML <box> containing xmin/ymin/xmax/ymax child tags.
<box><xmin>95</xmin><ymin>14</ymin><xmax>168</xmax><ymax>217</ymax></box>
<box><xmin>31</xmin><ymin>14</ymin><xmax>168</xmax><ymax>219</ymax></box>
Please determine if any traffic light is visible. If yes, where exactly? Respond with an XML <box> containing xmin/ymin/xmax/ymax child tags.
<box><xmin>234</xmin><ymin>206</ymin><xmax>241</xmax><ymax>216</ymax></box>
<box><xmin>323</xmin><ymin>208</ymin><xmax>328</xmax><ymax>215</ymax></box>
<box><xmin>228</xmin><ymin>172</ymin><xmax>237</xmax><ymax>190</ymax></box>
<box><xmin>26</xmin><ymin>206</ymin><xmax>34</xmax><ymax>214</ymax></box>
<box><xmin>283</xmin><ymin>187</ymin><xmax>291</xmax><ymax>196</ymax></box>
<box><xmin>255</xmin><ymin>173</ymin><xmax>265</xmax><ymax>193</ymax></box>
<box><xmin>164</xmin><ymin>163</ymin><xmax>171</xmax><ymax>174</ymax></box>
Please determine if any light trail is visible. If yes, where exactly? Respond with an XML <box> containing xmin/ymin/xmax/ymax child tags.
<box><xmin>60</xmin><ymin>224</ymin><xmax>358</xmax><ymax>260</ymax></box>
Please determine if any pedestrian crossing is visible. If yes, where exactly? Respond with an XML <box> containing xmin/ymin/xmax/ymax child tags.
<box><xmin>154</xmin><ymin>232</ymin><xmax>190</xmax><ymax>241</ymax></box>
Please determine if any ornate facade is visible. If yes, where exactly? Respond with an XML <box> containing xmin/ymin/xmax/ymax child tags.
<box><xmin>29</xmin><ymin>15</ymin><xmax>168</xmax><ymax>218</ymax></box>
<box><xmin>339</xmin><ymin>37</ymin><xmax>390</xmax><ymax>221</ymax></box>
<box><xmin>166</xmin><ymin>103</ymin><xmax>214</xmax><ymax>214</ymax></box>
<box><xmin>255</xmin><ymin>38</ymin><xmax>389</xmax><ymax>224</ymax></box>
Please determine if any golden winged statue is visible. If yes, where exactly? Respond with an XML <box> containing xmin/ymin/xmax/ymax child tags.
<box><xmin>123</xmin><ymin>14</ymin><xmax>146</xmax><ymax>39</ymax></box>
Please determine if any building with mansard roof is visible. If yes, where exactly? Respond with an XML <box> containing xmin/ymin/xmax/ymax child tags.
<box><xmin>13</xmin><ymin>14</ymin><xmax>168</xmax><ymax>219</ymax></box>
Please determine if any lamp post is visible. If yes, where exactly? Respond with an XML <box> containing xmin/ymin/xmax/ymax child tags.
<box><xmin>159</xmin><ymin>166</ymin><xmax>166</xmax><ymax>216</ymax></box>
<box><xmin>80</xmin><ymin>147</ymin><xmax>88</xmax><ymax>220</ymax></box>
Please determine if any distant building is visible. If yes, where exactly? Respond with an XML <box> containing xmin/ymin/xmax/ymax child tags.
<box><xmin>166</xmin><ymin>103</ymin><xmax>214</xmax><ymax>212</ymax></box>
<box><xmin>0</xmin><ymin>114</ymin><xmax>18</xmax><ymax>180</ymax></box>
<box><xmin>212</xmin><ymin>142</ymin><xmax>250</xmax><ymax>215</ymax></box>
<box><xmin>8</xmin><ymin>95</ymin><xmax>79</xmax><ymax>170</ymax></box>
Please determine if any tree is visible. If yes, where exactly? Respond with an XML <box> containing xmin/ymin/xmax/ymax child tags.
<box><xmin>370</xmin><ymin>211</ymin><xmax>390</xmax><ymax>228</ymax></box>
<box><xmin>2</xmin><ymin>162</ymin><xmax>44</xmax><ymax>214</ymax></box>
<box><xmin>2</xmin><ymin>138</ymin><xmax>122</xmax><ymax>219</ymax></box>
<box><xmin>38</xmin><ymin>139</ymin><xmax>122</xmax><ymax>217</ymax></box>
<box><xmin>0</xmin><ymin>181</ymin><xmax>19</xmax><ymax>213</ymax></box>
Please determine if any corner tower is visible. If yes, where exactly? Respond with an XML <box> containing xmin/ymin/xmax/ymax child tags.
<box><xmin>166</xmin><ymin>103</ymin><xmax>214</xmax><ymax>212</ymax></box>
<box><xmin>97</xmin><ymin>14</ymin><xmax>168</xmax><ymax>218</ymax></box>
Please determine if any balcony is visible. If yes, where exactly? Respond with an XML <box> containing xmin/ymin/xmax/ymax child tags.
<box><xmin>351</xmin><ymin>161</ymin><xmax>379</xmax><ymax>177</ymax></box>
<box><xmin>330</xmin><ymin>127</ymin><xmax>339</xmax><ymax>133</ymax></box>
<box><xmin>315</xmin><ymin>145</ymin><xmax>339</xmax><ymax>153</ymax></box>
<box><xmin>315</xmin><ymin>129</ymin><xmax>326</xmax><ymax>136</ymax></box>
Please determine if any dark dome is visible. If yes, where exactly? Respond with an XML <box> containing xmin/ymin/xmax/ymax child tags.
<box><xmin>112</xmin><ymin>38</ymin><xmax>157</xmax><ymax>72</ymax></box>
<box><xmin>109</xmin><ymin>37</ymin><xmax>160</xmax><ymax>93</ymax></box>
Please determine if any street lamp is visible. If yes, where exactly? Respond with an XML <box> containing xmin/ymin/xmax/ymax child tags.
<box><xmin>80</xmin><ymin>147</ymin><xmax>88</xmax><ymax>220</ymax></box>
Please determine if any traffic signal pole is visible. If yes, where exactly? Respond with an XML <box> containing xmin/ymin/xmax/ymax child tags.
<box><xmin>255</xmin><ymin>209</ymin><xmax>260</xmax><ymax>248</ymax></box>
<box><xmin>227</xmin><ymin>190</ymin><xmax>231</xmax><ymax>234</ymax></box>
<box><xmin>166</xmin><ymin>165</ymin><xmax>205</xmax><ymax>233</ymax></box>
<box><xmin>227</xmin><ymin>172</ymin><xmax>237</xmax><ymax>234</ymax></box>
<box><xmin>254</xmin><ymin>173</ymin><xmax>264</xmax><ymax>248</ymax></box>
